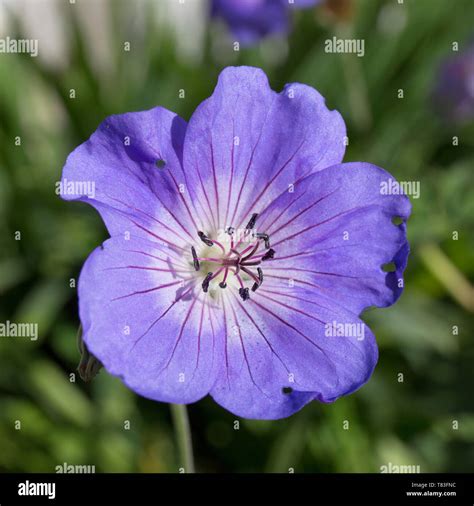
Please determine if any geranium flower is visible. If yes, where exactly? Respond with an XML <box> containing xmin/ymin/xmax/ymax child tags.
<box><xmin>61</xmin><ymin>66</ymin><xmax>410</xmax><ymax>419</ymax></box>
<box><xmin>433</xmin><ymin>43</ymin><xmax>474</xmax><ymax>124</ymax></box>
<box><xmin>211</xmin><ymin>0</ymin><xmax>320</xmax><ymax>45</ymax></box>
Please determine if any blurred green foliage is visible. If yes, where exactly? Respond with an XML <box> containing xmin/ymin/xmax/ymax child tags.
<box><xmin>0</xmin><ymin>0</ymin><xmax>473</xmax><ymax>473</ymax></box>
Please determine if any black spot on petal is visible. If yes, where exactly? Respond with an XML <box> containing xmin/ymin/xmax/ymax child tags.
<box><xmin>156</xmin><ymin>159</ymin><xmax>166</xmax><ymax>169</ymax></box>
<box><xmin>282</xmin><ymin>387</ymin><xmax>293</xmax><ymax>395</ymax></box>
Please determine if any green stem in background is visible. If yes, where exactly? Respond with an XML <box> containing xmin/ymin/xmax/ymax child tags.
<box><xmin>170</xmin><ymin>404</ymin><xmax>195</xmax><ymax>473</ymax></box>
<box><xmin>336</xmin><ymin>23</ymin><xmax>372</xmax><ymax>132</ymax></box>
<box><xmin>419</xmin><ymin>243</ymin><xmax>474</xmax><ymax>313</ymax></box>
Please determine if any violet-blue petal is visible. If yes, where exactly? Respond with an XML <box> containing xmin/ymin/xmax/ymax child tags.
<box><xmin>183</xmin><ymin>66</ymin><xmax>346</xmax><ymax>233</ymax></box>
<box><xmin>61</xmin><ymin>106</ymin><xmax>201</xmax><ymax>242</ymax></box>
<box><xmin>256</xmin><ymin>162</ymin><xmax>411</xmax><ymax>314</ymax></box>
<box><xmin>211</xmin><ymin>289</ymin><xmax>378</xmax><ymax>419</ymax></box>
<box><xmin>78</xmin><ymin>235</ymin><xmax>223</xmax><ymax>404</ymax></box>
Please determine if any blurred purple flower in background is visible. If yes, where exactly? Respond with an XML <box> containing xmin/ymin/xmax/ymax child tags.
<box><xmin>433</xmin><ymin>43</ymin><xmax>474</xmax><ymax>124</ymax></box>
<box><xmin>211</xmin><ymin>0</ymin><xmax>320</xmax><ymax>45</ymax></box>
<box><xmin>61</xmin><ymin>66</ymin><xmax>410</xmax><ymax>419</ymax></box>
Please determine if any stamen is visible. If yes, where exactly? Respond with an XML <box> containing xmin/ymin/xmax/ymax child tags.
<box><xmin>202</xmin><ymin>272</ymin><xmax>213</xmax><ymax>293</ymax></box>
<box><xmin>241</xmin><ymin>241</ymin><xmax>260</xmax><ymax>262</ymax></box>
<box><xmin>252</xmin><ymin>267</ymin><xmax>263</xmax><ymax>292</ymax></box>
<box><xmin>245</xmin><ymin>213</ymin><xmax>258</xmax><ymax>230</ymax></box>
<box><xmin>240</xmin><ymin>266</ymin><xmax>260</xmax><ymax>285</ymax></box>
<box><xmin>261</xmin><ymin>248</ymin><xmax>275</xmax><ymax>261</ymax></box>
<box><xmin>198</xmin><ymin>231</ymin><xmax>214</xmax><ymax>247</ymax></box>
<box><xmin>255</xmin><ymin>232</ymin><xmax>268</xmax><ymax>241</ymax></box>
<box><xmin>239</xmin><ymin>287</ymin><xmax>250</xmax><ymax>301</ymax></box>
<box><xmin>255</xmin><ymin>232</ymin><xmax>271</xmax><ymax>249</ymax></box>
<box><xmin>230</xmin><ymin>248</ymin><xmax>242</xmax><ymax>260</ymax></box>
<box><xmin>225</xmin><ymin>226</ymin><xmax>235</xmax><ymax>235</ymax></box>
<box><xmin>219</xmin><ymin>268</ymin><xmax>229</xmax><ymax>289</ymax></box>
<box><xmin>191</xmin><ymin>246</ymin><xmax>200</xmax><ymax>271</ymax></box>
<box><xmin>240</xmin><ymin>260</ymin><xmax>261</xmax><ymax>267</ymax></box>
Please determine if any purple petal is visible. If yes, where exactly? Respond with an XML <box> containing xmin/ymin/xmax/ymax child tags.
<box><xmin>60</xmin><ymin>106</ymin><xmax>202</xmax><ymax>243</ymax></box>
<box><xmin>255</xmin><ymin>162</ymin><xmax>411</xmax><ymax>314</ymax></box>
<box><xmin>210</xmin><ymin>286</ymin><xmax>378</xmax><ymax>419</ymax></box>
<box><xmin>183</xmin><ymin>66</ymin><xmax>346</xmax><ymax>234</ymax></box>
<box><xmin>78</xmin><ymin>235</ymin><xmax>222</xmax><ymax>403</ymax></box>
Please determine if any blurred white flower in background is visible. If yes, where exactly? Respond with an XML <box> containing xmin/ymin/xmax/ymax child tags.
<box><xmin>0</xmin><ymin>0</ymin><xmax>207</xmax><ymax>71</ymax></box>
<box><xmin>0</xmin><ymin>0</ymin><xmax>69</xmax><ymax>68</ymax></box>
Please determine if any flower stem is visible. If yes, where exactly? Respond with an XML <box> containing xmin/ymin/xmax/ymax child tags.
<box><xmin>170</xmin><ymin>404</ymin><xmax>195</xmax><ymax>473</ymax></box>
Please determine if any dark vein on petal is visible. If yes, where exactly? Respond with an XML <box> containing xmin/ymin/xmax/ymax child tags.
<box><xmin>210</xmin><ymin>139</ymin><xmax>220</xmax><ymax>229</ymax></box>
<box><xmin>261</xmin><ymin>191</ymin><xmax>307</xmax><ymax>236</ymax></box>
<box><xmin>256</xmin><ymin>292</ymin><xmax>327</xmax><ymax>326</ymax></box>
<box><xmin>103</xmin><ymin>265</ymin><xmax>193</xmax><ymax>274</ymax></box>
<box><xmin>265</xmin><ymin>274</ymin><xmax>325</xmax><ymax>291</ymax></box>
<box><xmin>224</xmin><ymin>119</ymin><xmax>235</xmax><ymax>228</ymax></box>
<box><xmin>264</xmin><ymin>267</ymin><xmax>366</xmax><ymax>280</ymax></box>
<box><xmin>112</xmin><ymin>279</ymin><xmax>187</xmax><ymax>301</ymax></box>
<box><xmin>226</xmin><ymin>297</ymin><xmax>272</xmax><ymax>399</ymax></box>
<box><xmin>131</xmin><ymin>283</ymin><xmax>195</xmax><ymax>349</ymax></box>
<box><xmin>166</xmin><ymin>170</ymin><xmax>201</xmax><ymax>232</ymax></box>
<box><xmin>104</xmin><ymin>192</ymin><xmax>193</xmax><ymax>243</ymax></box>
<box><xmin>221</xmin><ymin>296</ymin><xmax>231</xmax><ymax>387</ymax></box>
<box><xmin>271</xmin><ymin>205</ymin><xmax>377</xmax><ymax>249</ymax></box>
<box><xmin>228</xmin><ymin>107</ymin><xmax>271</xmax><ymax>227</ymax></box>
<box><xmin>231</xmin><ymin>294</ymin><xmax>291</xmax><ymax>375</ymax></box>
<box><xmin>235</xmin><ymin>137</ymin><xmax>306</xmax><ymax>230</ymax></box>
<box><xmin>258</xmin><ymin>288</ymin><xmax>335</xmax><ymax>313</ymax></box>
<box><xmin>129</xmin><ymin>219</ymin><xmax>187</xmax><ymax>252</ymax></box>
<box><xmin>269</xmin><ymin>189</ymin><xmax>339</xmax><ymax>238</ymax></box>
<box><xmin>250</xmin><ymin>298</ymin><xmax>331</xmax><ymax>359</ymax></box>
<box><xmin>123</xmin><ymin>249</ymin><xmax>188</xmax><ymax>269</ymax></box>
<box><xmin>195</xmin><ymin>159</ymin><xmax>218</xmax><ymax>231</ymax></box>
<box><xmin>163</xmin><ymin>295</ymin><xmax>199</xmax><ymax>370</ymax></box>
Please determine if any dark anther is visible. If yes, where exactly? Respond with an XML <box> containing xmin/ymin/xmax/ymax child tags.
<box><xmin>219</xmin><ymin>282</ymin><xmax>227</xmax><ymax>289</ymax></box>
<box><xmin>282</xmin><ymin>387</ymin><xmax>293</xmax><ymax>395</ymax></box>
<box><xmin>255</xmin><ymin>232</ymin><xmax>270</xmax><ymax>249</ymax></box>
<box><xmin>239</xmin><ymin>287</ymin><xmax>250</xmax><ymax>301</ymax></box>
<box><xmin>261</xmin><ymin>248</ymin><xmax>275</xmax><ymax>261</ymax></box>
<box><xmin>225</xmin><ymin>226</ymin><xmax>235</xmax><ymax>235</ymax></box>
<box><xmin>251</xmin><ymin>267</ymin><xmax>264</xmax><ymax>292</ymax></box>
<box><xmin>202</xmin><ymin>272</ymin><xmax>213</xmax><ymax>293</ymax></box>
<box><xmin>191</xmin><ymin>246</ymin><xmax>200</xmax><ymax>271</ymax></box>
<box><xmin>198</xmin><ymin>231</ymin><xmax>214</xmax><ymax>247</ymax></box>
<box><xmin>245</xmin><ymin>213</ymin><xmax>259</xmax><ymax>230</ymax></box>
